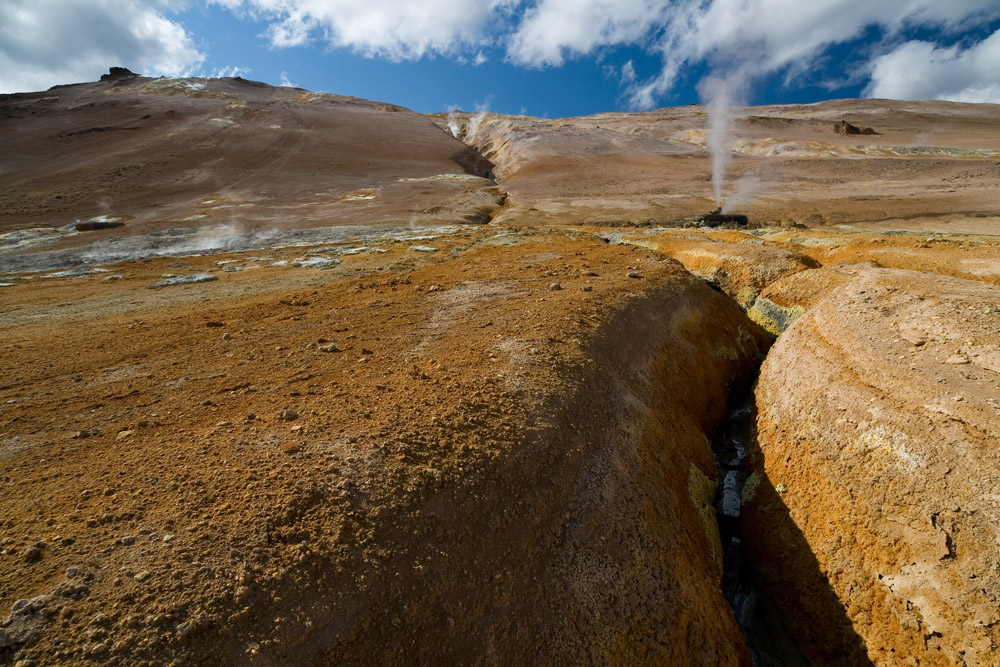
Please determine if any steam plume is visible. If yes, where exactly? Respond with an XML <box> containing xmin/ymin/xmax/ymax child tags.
<box><xmin>698</xmin><ymin>73</ymin><xmax>748</xmax><ymax>207</ymax></box>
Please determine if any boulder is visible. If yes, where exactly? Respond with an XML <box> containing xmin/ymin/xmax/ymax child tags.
<box><xmin>834</xmin><ymin>120</ymin><xmax>877</xmax><ymax>136</ymax></box>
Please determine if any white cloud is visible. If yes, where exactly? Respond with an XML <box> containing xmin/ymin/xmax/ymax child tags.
<box><xmin>4</xmin><ymin>0</ymin><xmax>997</xmax><ymax>109</ymax></box>
<box><xmin>865</xmin><ymin>30</ymin><xmax>1000</xmax><ymax>103</ymax></box>
<box><xmin>214</xmin><ymin>0</ymin><xmax>514</xmax><ymax>60</ymax></box>
<box><xmin>506</xmin><ymin>0</ymin><xmax>669</xmax><ymax>67</ymax></box>
<box><xmin>211</xmin><ymin>65</ymin><xmax>252</xmax><ymax>78</ymax></box>
<box><xmin>502</xmin><ymin>0</ymin><xmax>1000</xmax><ymax>109</ymax></box>
<box><xmin>0</xmin><ymin>0</ymin><xmax>204</xmax><ymax>93</ymax></box>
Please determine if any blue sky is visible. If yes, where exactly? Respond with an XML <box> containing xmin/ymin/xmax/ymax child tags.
<box><xmin>2</xmin><ymin>1</ymin><xmax>1000</xmax><ymax>118</ymax></box>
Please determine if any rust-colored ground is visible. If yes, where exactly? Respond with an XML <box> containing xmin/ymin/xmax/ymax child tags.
<box><xmin>2</xmin><ymin>74</ymin><xmax>1000</xmax><ymax>665</ymax></box>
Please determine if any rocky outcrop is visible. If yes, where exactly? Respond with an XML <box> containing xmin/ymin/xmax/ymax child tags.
<box><xmin>100</xmin><ymin>67</ymin><xmax>139</xmax><ymax>82</ymax></box>
<box><xmin>622</xmin><ymin>232</ymin><xmax>818</xmax><ymax>310</ymax></box>
<box><xmin>743</xmin><ymin>268</ymin><xmax>1000</xmax><ymax>666</ymax></box>
<box><xmin>745</xmin><ymin>265</ymin><xmax>850</xmax><ymax>334</ymax></box>
<box><xmin>833</xmin><ymin>120</ymin><xmax>877</xmax><ymax>135</ymax></box>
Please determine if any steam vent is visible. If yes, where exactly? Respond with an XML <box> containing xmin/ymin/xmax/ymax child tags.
<box><xmin>701</xmin><ymin>208</ymin><xmax>750</xmax><ymax>227</ymax></box>
<box><xmin>2</xmin><ymin>70</ymin><xmax>1000</xmax><ymax>666</ymax></box>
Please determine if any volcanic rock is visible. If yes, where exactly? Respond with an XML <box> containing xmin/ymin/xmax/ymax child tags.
<box><xmin>99</xmin><ymin>67</ymin><xmax>139</xmax><ymax>82</ymax></box>
<box><xmin>833</xmin><ymin>119</ymin><xmax>877</xmax><ymax>135</ymax></box>
<box><xmin>744</xmin><ymin>268</ymin><xmax>1000</xmax><ymax>666</ymax></box>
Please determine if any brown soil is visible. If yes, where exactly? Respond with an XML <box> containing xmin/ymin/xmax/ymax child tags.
<box><xmin>3</xmin><ymin>73</ymin><xmax>1000</xmax><ymax>666</ymax></box>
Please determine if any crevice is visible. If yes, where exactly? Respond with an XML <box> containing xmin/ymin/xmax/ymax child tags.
<box><xmin>711</xmin><ymin>380</ymin><xmax>815</xmax><ymax>666</ymax></box>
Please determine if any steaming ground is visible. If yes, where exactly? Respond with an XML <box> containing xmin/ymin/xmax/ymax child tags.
<box><xmin>0</xmin><ymin>222</ymin><xmax>468</xmax><ymax>275</ymax></box>
<box><xmin>435</xmin><ymin>97</ymin><xmax>1000</xmax><ymax>232</ymax></box>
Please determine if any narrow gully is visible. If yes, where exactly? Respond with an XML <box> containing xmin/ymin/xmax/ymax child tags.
<box><xmin>712</xmin><ymin>382</ymin><xmax>812</xmax><ymax>667</ymax></box>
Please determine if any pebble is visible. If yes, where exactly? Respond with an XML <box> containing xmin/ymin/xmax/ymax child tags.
<box><xmin>147</xmin><ymin>274</ymin><xmax>218</xmax><ymax>290</ymax></box>
<box><xmin>581</xmin><ymin>285</ymin><xmax>593</xmax><ymax>292</ymax></box>
<box><xmin>205</xmin><ymin>321</ymin><xmax>225</xmax><ymax>328</ymax></box>
<box><xmin>116</xmin><ymin>430</ymin><xmax>134</xmax><ymax>440</ymax></box>
<box><xmin>23</xmin><ymin>546</ymin><xmax>42</xmax><ymax>563</ymax></box>
<box><xmin>319</xmin><ymin>343</ymin><xmax>340</xmax><ymax>353</ymax></box>
<box><xmin>548</xmin><ymin>282</ymin><xmax>562</xmax><ymax>291</ymax></box>
<box><xmin>627</xmin><ymin>270</ymin><xmax>642</xmax><ymax>279</ymax></box>
<box><xmin>281</xmin><ymin>409</ymin><xmax>298</xmax><ymax>421</ymax></box>
<box><xmin>945</xmin><ymin>354</ymin><xmax>970</xmax><ymax>365</ymax></box>
<box><xmin>222</xmin><ymin>332</ymin><xmax>231</xmax><ymax>341</ymax></box>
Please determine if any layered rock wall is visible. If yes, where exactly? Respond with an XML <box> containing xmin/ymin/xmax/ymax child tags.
<box><xmin>744</xmin><ymin>268</ymin><xmax>1000</xmax><ymax>666</ymax></box>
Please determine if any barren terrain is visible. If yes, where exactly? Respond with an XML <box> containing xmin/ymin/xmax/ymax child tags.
<box><xmin>2</xmin><ymin>72</ymin><xmax>999</xmax><ymax>665</ymax></box>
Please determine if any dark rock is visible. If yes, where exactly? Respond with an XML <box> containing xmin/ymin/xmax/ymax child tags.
<box><xmin>833</xmin><ymin>120</ymin><xmax>877</xmax><ymax>136</ymax></box>
<box><xmin>100</xmin><ymin>67</ymin><xmax>138</xmax><ymax>82</ymax></box>
<box><xmin>700</xmin><ymin>208</ymin><xmax>749</xmax><ymax>227</ymax></box>
<box><xmin>74</xmin><ymin>219</ymin><xmax>125</xmax><ymax>231</ymax></box>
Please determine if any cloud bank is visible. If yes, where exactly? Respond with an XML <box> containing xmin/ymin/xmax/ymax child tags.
<box><xmin>214</xmin><ymin>0</ymin><xmax>514</xmax><ymax>58</ymax></box>
<box><xmin>865</xmin><ymin>29</ymin><xmax>1000</xmax><ymax>103</ymax></box>
<box><xmin>2</xmin><ymin>0</ymin><xmax>999</xmax><ymax>106</ymax></box>
<box><xmin>0</xmin><ymin>0</ymin><xmax>203</xmax><ymax>93</ymax></box>
<box><xmin>211</xmin><ymin>0</ymin><xmax>1000</xmax><ymax>106</ymax></box>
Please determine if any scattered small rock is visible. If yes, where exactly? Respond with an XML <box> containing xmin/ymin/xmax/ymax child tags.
<box><xmin>319</xmin><ymin>343</ymin><xmax>340</xmax><ymax>353</ymax></box>
<box><xmin>281</xmin><ymin>409</ymin><xmax>298</xmax><ymax>421</ymax></box>
<box><xmin>548</xmin><ymin>282</ymin><xmax>562</xmax><ymax>291</ymax></box>
<box><xmin>147</xmin><ymin>274</ymin><xmax>218</xmax><ymax>290</ymax></box>
<box><xmin>282</xmin><ymin>442</ymin><xmax>301</xmax><ymax>455</ymax></box>
<box><xmin>23</xmin><ymin>546</ymin><xmax>42</xmax><ymax>563</ymax></box>
<box><xmin>582</xmin><ymin>285</ymin><xmax>593</xmax><ymax>292</ymax></box>
<box><xmin>627</xmin><ymin>270</ymin><xmax>642</xmax><ymax>279</ymax></box>
<box><xmin>291</xmin><ymin>257</ymin><xmax>341</xmax><ymax>269</ymax></box>
<box><xmin>205</xmin><ymin>321</ymin><xmax>225</xmax><ymax>328</ymax></box>
<box><xmin>945</xmin><ymin>354</ymin><xmax>970</xmax><ymax>365</ymax></box>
